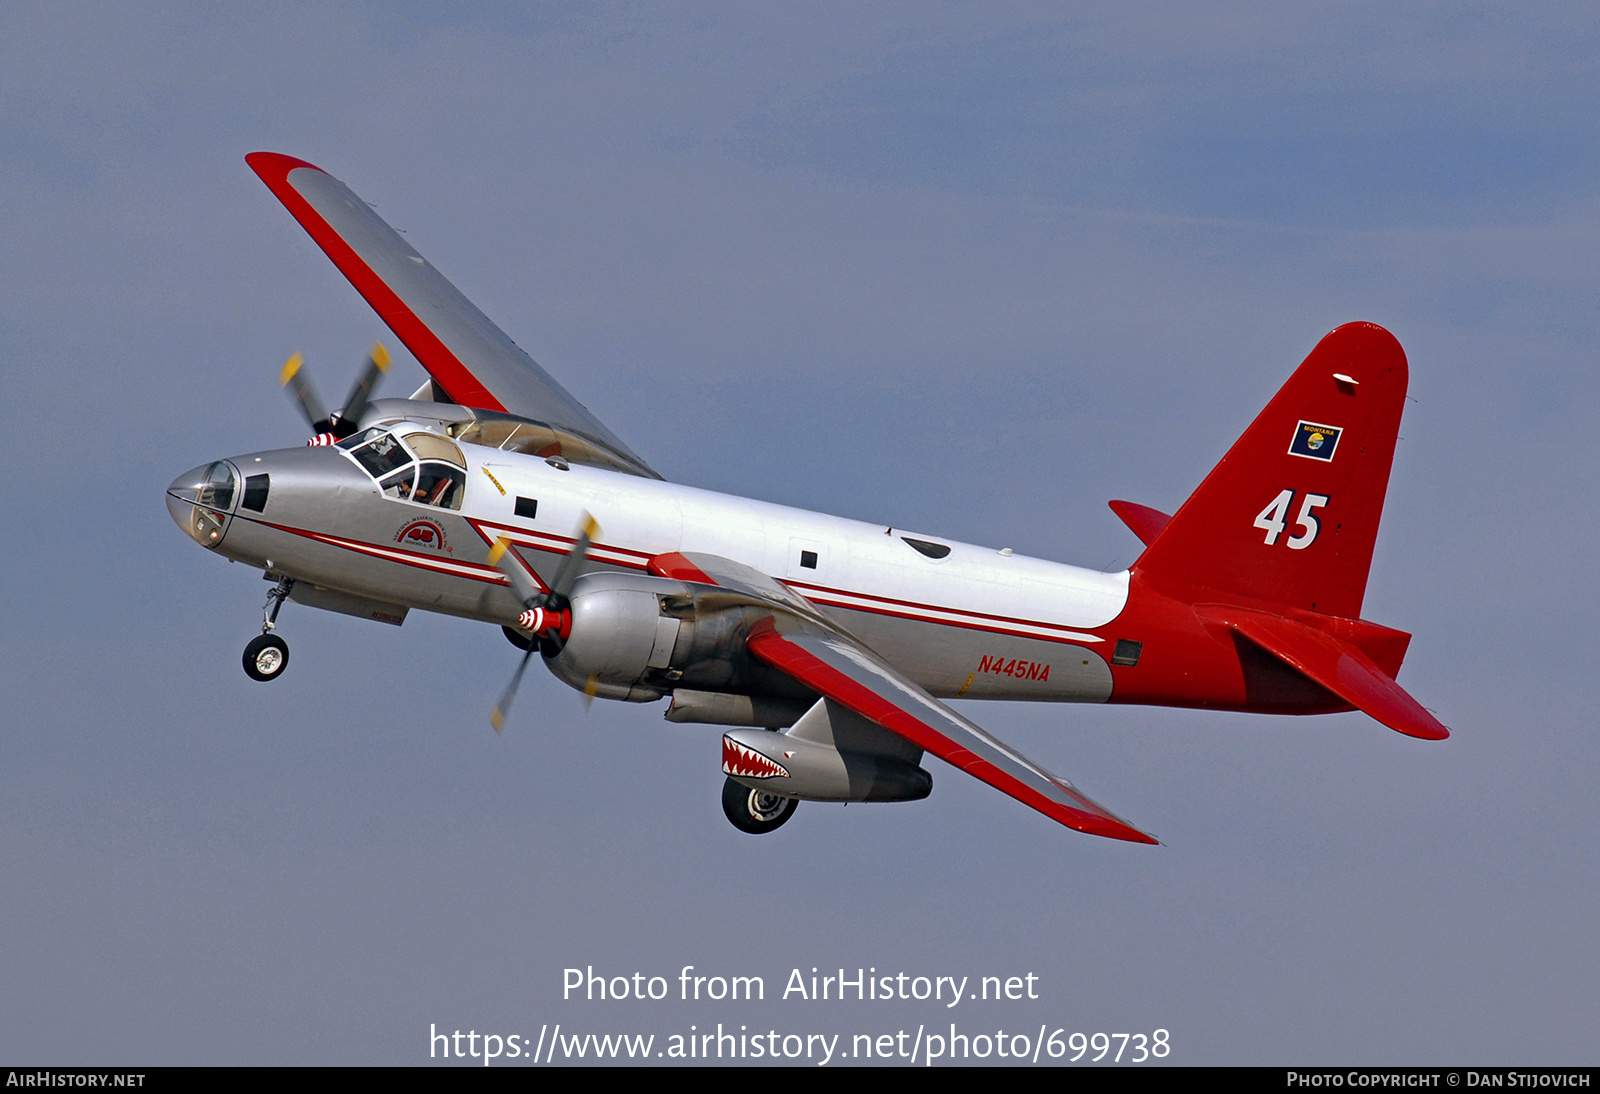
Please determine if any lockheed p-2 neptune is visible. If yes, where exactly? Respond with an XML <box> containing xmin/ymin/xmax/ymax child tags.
<box><xmin>166</xmin><ymin>152</ymin><xmax>1448</xmax><ymax>843</ymax></box>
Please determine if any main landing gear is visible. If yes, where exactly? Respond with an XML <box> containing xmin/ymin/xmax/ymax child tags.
<box><xmin>721</xmin><ymin>776</ymin><xmax>798</xmax><ymax>834</ymax></box>
<box><xmin>243</xmin><ymin>577</ymin><xmax>294</xmax><ymax>681</ymax></box>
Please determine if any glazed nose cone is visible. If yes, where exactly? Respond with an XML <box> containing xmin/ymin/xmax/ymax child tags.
<box><xmin>166</xmin><ymin>462</ymin><xmax>236</xmax><ymax>546</ymax></box>
<box><xmin>166</xmin><ymin>463</ymin><xmax>211</xmax><ymax>530</ymax></box>
<box><xmin>164</xmin><ymin>485</ymin><xmax>191</xmax><ymax>532</ymax></box>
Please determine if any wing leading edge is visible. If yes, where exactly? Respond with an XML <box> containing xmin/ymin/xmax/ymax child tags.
<box><xmin>246</xmin><ymin>152</ymin><xmax>656</xmax><ymax>478</ymax></box>
<box><xmin>648</xmin><ymin>551</ymin><xmax>1157</xmax><ymax>843</ymax></box>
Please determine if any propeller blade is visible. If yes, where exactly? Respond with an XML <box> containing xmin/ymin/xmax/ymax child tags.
<box><xmin>487</xmin><ymin>514</ymin><xmax>603</xmax><ymax>730</ymax></box>
<box><xmin>547</xmin><ymin>513</ymin><xmax>602</xmax><ymax>606</ymax></box>
<box><xmin>487</xmin><ymin>537</ymin><xmax>545</xmax><ymax>607</ymax></box>
<box><xmin>280</xmin><ymin>352</ymin><xmax>331</xmax><ymax>433</ymax></box>
<box><xmin>334</xmin><ymin>342</ymin><xmax>390</xmax><ymax>436</ymax></box>
<box><xmin>489</xmin><ymin>644</ymin><xmax>538</xmax><ymax>733</ymax></box>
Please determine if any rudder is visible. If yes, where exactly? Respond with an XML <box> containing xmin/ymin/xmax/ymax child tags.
<box><xmin>1134</xmin><ymin>322</ymin><xmax>1408</xmax><ymax>620</ymax></box>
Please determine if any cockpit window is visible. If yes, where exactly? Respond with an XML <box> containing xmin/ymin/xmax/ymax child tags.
<box><xmin>342</xmin><ymin>425</ymin><xmax>466</xmax><ymax>510</ymax></box>
<box><xmin>415</xmin><ymin>462</ymin><xmax>466</xmax><ymax>510</ymax></box>
<box><xmin>336</xmin><ymin>427</ymin><xmax>388</xmax><ymax>450</ymax></box>
<box><xmin>403</xmin><ymin>432</ymin><xmax>466</xmax><ymax>469</ymax></box>
<box><xmin>349</xmin><ymin>432</ymin><xmax>413</xmax><ymax>478</ymax></box>
<box><xmin>379</xmin><ymin>468</ymin><xmax>417</xmax><ymax>501</ymax></box>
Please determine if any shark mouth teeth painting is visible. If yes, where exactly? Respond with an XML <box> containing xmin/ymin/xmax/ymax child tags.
<box><xmin>722</xmin><ymin>736</ymin><xmax>790</xmax><ymax>780</ymax></box>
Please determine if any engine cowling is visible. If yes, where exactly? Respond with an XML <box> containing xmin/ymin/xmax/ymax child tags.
<box><xmin>542</xmin><ymin>571</ymin><xmax>799</xmax><ymax>703</ymax></box>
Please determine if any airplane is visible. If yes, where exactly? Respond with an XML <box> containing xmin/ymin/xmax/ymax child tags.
<box><xmin>165</xmin><ymin>151</ymin><xmax>1449</xmax><ymax>844</ymax></box>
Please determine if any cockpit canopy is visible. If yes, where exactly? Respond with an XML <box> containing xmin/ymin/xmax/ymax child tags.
<box><xmin>338</xmin><ymin>425</ymin><xmax>467</xmax><ymax>511</ymax></box>
<box><xmin>351</xmin><ymin>396</ymin><xmax>661</xmax><ymax>479</ymax></box>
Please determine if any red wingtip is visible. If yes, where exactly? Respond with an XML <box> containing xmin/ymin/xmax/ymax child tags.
<box><xmin>242</xmin><ymin>149</ymin><xmax>508</xmax><ymax>415</ymax></box>
<box><xmin>245</xmin><ymin>151</ymin><xmax>323</xmax><ymax>183</ymax></box>
<box><xmin>1072</xmin><ymin>813</ymin><xmax>1160</xmax><ymax>844</ymax></box>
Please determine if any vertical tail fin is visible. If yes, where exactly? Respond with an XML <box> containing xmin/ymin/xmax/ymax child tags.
<box><xmin>1135</xmin><ymin>322</ymin><xmax>1407</xmax><ymax>619</ymax></box>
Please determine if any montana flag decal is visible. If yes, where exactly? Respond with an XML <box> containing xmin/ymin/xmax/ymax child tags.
<box><xmin>1289</xmin><ymin>420</ymin><xmax>1342</xmax><ymax>461</ymax></box>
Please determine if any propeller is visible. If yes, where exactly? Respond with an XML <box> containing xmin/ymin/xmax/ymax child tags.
<box><xmin>487</xmin><ymin>513</ymin><xmax>602</xmax><ymax>731</ymax></box>
<box><xmin>280</xmin><ymin>342</ymin><xmax>391</xmax><ymax>440</ymax></box>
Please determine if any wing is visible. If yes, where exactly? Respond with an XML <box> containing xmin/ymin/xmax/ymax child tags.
<box><xmin>648</xmin><ymin>551</ymin><xmax>1157</xmax><ymax>843</ymax></box>
<box><xmin>246</xmin><ymin>152</ymin><xmax>656</xmax><ymax>478</ymax></box>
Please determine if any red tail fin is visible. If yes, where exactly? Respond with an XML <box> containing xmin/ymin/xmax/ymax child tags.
<box><xmin>1135</xmin><ymin>322</ymin><xmax>1407</xmax><ymax>619</ymax></box>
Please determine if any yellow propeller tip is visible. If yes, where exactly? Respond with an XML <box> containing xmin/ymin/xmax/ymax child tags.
<box><xmin>584</xmin><ymin>675</ymin><xmax>599</xmax><ymax>698</ymax></box>
<box><xmin>279</xmin><ymin>352</ymin><xmax>303</xmax><ymax>384</ymax></box>
<box><xmin>490</xmin><ymin>708</ymin><xmax>505</xmax><ymax>732</ymax></box>
<box><xmin>582</xmin><ymin>515</ymin><xmax>602</xmax><ymax>540</ymax></box>
<box><xmin>370</xmin><ymin>343</ymin><xmax>390</xmax><ymax>370</ymax></box>
<box><xmin>487</xmin><ymin>537</ymin><xmax>509</xmax><ymax>565</ymax></box>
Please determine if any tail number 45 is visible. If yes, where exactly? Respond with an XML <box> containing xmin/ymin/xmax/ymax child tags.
<box><xmin>1255</xmin><ymin>489</ymin><xmax>1330</xmax><ymax>549</ymax></box>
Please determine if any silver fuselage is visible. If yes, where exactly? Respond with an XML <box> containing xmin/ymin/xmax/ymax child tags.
<box><xmin>171</xmin><ymin>427</ymin><xmax>1131</xmax><ymax>704</ymax></box>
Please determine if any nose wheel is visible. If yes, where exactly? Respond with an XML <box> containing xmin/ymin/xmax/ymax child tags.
<box><xmin>243</xmin><ymin>633</ymin><xmax>290</xmax><ymax>681</ymax></box>
<box><xmin>243</xmin><ymin>576</ymin><xmax>294</xmax><ymax>681</ymax></box>
<box><xmin>722</xmin><ymin>776</ymin><xmax>799</xmax><ymax>834</ymax></box>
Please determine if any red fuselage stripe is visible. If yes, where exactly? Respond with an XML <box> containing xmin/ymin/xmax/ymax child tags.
<box><xmin>267</xmin><ymin>509</ymin><xmax>1115</xmax><ymax>648</ymax></box>
<box><xmin>466</xmin><ymin>517</ymin><xmax>1107</xmax><ymax>648</ymax></box>
<box><xmin>251</xmin><ymin>518</ymin><xmax>509</xmax><ymax>585</ymax></box>
<box><xmin>783</xmin><ymin>578</ymin><xmax>1097</xmax><ymax>634</ymax></box>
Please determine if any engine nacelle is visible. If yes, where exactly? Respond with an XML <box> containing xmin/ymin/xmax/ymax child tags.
<box><xmin>721</xmin><ymin>699</ymin><xmax>933</xmax><ymax>803</ymax></box>
<box><xmin>542</xmin><ymin>572</ymin><xmax>683</xmax><ymax>701</ymax></box>
<box><xmin>543</xmin><ymin>572</ymin><xmax>797</xmax><ymax>703</ymax></box>
<box><xmin>665</xmin><ymin>689</ymin><xmax>812</xmax><ymax>728</ymax></box>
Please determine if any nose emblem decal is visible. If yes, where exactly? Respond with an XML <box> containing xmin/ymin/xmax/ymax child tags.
<box><xmin>396</xmin><ymin>519</ymin><xmax>448</xmax><ymax>552</ymax></box>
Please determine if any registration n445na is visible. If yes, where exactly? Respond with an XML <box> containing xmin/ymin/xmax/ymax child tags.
<box><xmin>166</xmin><ymin>153</ymin><xmax>1447</xmax><ymax>842</ymax></box>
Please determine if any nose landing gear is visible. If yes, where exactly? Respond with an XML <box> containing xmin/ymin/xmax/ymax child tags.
<box><xmin>243</xmin><ymin>633</ymin><xmax>290</xmax><ymax>681</ymax></box>
<box><xmin>243</xmin><ymin>577</ymin><xmax>295</xmax><ymax>681</ymax></box>
<box><xmin>721</xmin><ymin>776</ymin><xmax>799</xmax><ymax>834</ymax></box>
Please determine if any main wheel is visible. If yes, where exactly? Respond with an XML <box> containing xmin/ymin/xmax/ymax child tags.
<box><xmin>242</xmin><ymin>633</ymin><xmax>290</xmax><ymax>682</ymax></box>
<box><xmin>721</xmin><ymin>776</ymin><xmax>798</xmax><ymax>834</ymax></box>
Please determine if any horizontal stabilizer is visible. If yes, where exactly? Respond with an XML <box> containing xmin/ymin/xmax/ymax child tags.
<box><xmin>1196</xmin><ymin>606</ymin><xmax>1448</xmax><ymax>741</ymax></box>
<box><xmin>1108</xmin><ymin>500</ymin><xmax>1173</xmax><ymax>547</ymax></box>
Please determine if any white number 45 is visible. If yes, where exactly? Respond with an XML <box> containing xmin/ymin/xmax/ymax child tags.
<box><xmin>1255</xmin><ymin>489</ymin><xmax>1329</xmax><ymax>549</ymax></box>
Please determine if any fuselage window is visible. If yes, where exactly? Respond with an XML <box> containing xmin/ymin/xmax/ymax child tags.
<box><xmin>901</xmin><ymin>537</ymin><xmax>951</xmax><ymax>559</ymax></box>
<box><xmin>241</xmin><ymin>473</ymin><xmax>270</xmax><ymax>512</ymax></box>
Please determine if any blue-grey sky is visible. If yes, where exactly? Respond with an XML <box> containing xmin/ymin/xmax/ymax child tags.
<box><xmin>2</xmin><ymin>4</ymin><xmax>1596</xmax><ymax>1065</ymax></box>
